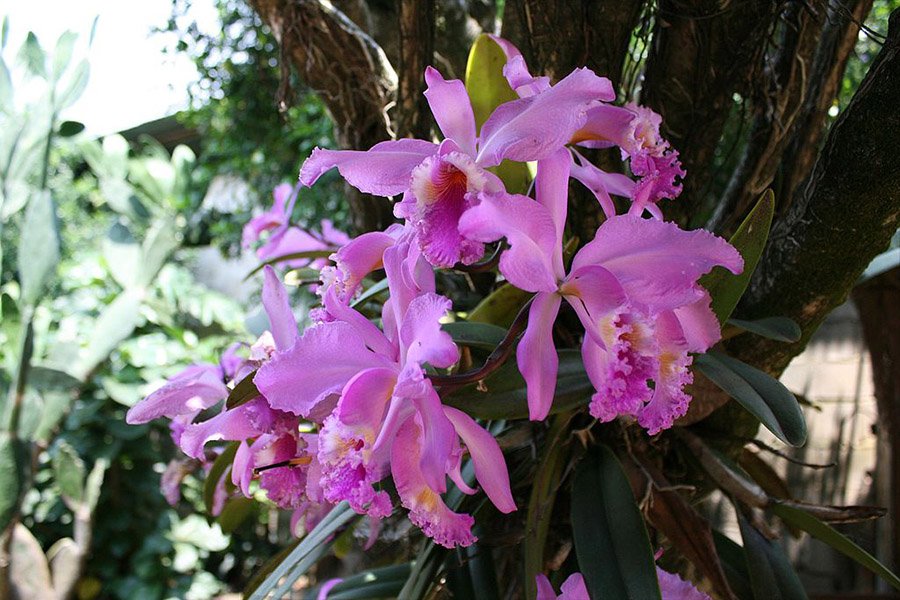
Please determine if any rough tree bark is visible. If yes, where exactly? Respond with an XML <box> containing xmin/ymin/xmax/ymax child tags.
<box><xmin>640</xmin><ymin>0</ymin><xmax>778</xmax><ymax>227</ymax></box>
<box><xmin>711</xmin><ymin>0</ymin><xmax>874</xmax><ymax>234</ymax></box>
<box><xmin>249</xmin><ymin>0</ymin><xmax>398</xmax><ymax>233</ymax></box>
<box><xmin>730</xmin><ymin>9</ymin><xmax>900</xmax><ymax>379</ymax></box>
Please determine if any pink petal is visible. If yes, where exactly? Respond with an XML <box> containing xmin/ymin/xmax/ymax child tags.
<box><xmin>517</xmin><ymin>292</ymin><xmax>563</xmax><ymax>421</ymax></box>
<box><xmin>673</xmin><ymin>290</ymin><xmax>722</xmax><ymax>352</ymax></box>
<box><xmin>485</xmin><ymin>35</ymin><xmax>550</xmax><ymax>97</ymax></box>
<box><xmin>458</xmin><ymin>193</ymin><xmax>559</xmax><ymax>292</ymax></box>
<box><xmin>254</xmin><ymin>322</ymin><xmax>394</xmax><ymax>416</ymax></box>
<box><xmin>476</xmin><ymin>68</ymin><xmax>614</xmax><ymax>167</ymax></box>
<box><xmin>126</xmin><ymin>364</ymin><xmax>227</xmax><ymax>424</ymax></box>
<box><xmin>391</xmin><ymin>417</ymin><xmax>476</xmax><ymax>548</ymax></box>
<box><xmin>535</xmin><ymin>148</ymin><xmax>571</xmax><ymax>277</ymax></box>
<box><xmin>323</xmin><ymin>286</ymin><xmax>395</xmax><ymax>358</ymax></box>
<box><xmin>324</xmin><ymin>230</ymin><xmax>398</xmax><ymax>302</ymax></box>
<box><xmin>400</xmin><ymin>293</ymin><xmax>459</xmax><ymax>369</ymax></box>
<box><xmin>262</xmin><ymin>266</ymin><xmax>298</xmax><ymax>351</ymax></box>
<box><xmin>256</xmin><ymin>227</ymin><xmax>326</xmax><ymax>267</ymax></box>
<box><xmin>657</xmin><ymin>567</ymin><xmax>711</xmax><ymax>600</ymax></box>
<box><xmin>402</xmin><ymin>374</ymin><xmax>456</xmax><ymax>493</ymax></box>
<box><xmin>636</xmin><ymin>312</ymin><xmax>693</xmax><ymax>435</ymax></box>
<box><xmin>179</xmin><ymin>398</ymin><xmax>273</xmax><ymax>459</ymax></box>
<box><xmin>232</xmin><ymin>440</ymin><xmax>254</xmax><ymax>496</ymax></box>
<box><xmin>559</xmin><ymin>573</ymin><xmax>589</xmax><ymax>600</ymax></box>
<box><xmin>299</xmin><ymin>139</ymin><xmax>438</xmax><ymax>196</ymax></box>
<box><xmin>424</xmin><ymin>67</ymin><xmax>477</xmax><ymax>156</ymax></box>
<box><xmin>319</xmin><ymin>367</ymin><xmax>396</xmax><ymax>517</ymax></box>
<box><xmin>536</xmin><ymin>574</ymin><xmax>558</xmax><ymax>600</ymax></box>
<box><xmin>408</xmin><ymin>151</ymin><xmax>487</xmax><ymax>267</ymax></box>
<box><xmin>583</xmin><ymin>311</ymin><xmax>657</xmax><ymax>423</ymax></box>
<box><xmin>560</xmin><ymin>265</ymin><xmax>627</xmax><ymax>346</ymax></box>
<box><xmin>572</xmin><ymin>216</ymin><xmax>743</xmax><ymax>312</ymax></box>
<box><xmin>443</xmin><ymin>407</ymin><xmax>516</xmax><ymax>513</ymax></box>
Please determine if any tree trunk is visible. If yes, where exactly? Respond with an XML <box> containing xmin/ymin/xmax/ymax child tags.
<box><xmin>853</xmin><ymin>267</ymin><xmax>900</xmax><ymax>584</ymax></box>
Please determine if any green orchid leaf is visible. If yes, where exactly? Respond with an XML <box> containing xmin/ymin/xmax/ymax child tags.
<box><xmin>444</xmin><ymin>349</ymin><xmax>591</xmax><ymax>420</ymax></box>
<box><xmin>571</xmin><ymin>445</ymin><xmax>661</xmax><ymax>600</ymax></box>
<box><xmin>217</xmin><ymin>496</ymin><xmax>255</xmax><ymax>534</ymax></box>
<box><xmin>772</xmin><ymin>503</ymin><xmax>900</xmax><ymax>591</ymax></box>
<box><xmin>246</xmin><ymin>502</ymin><xmax>356</xmax><ymax>600</ymax></box>
<box><xmin>226</xmin><ymin>371</ymin><xmax>260</xmax><ymax>410</ymax></box>
<box><xmin>702</xmin><ymin>190</ymin><xmax>775</xmax><ymax>324</ymax></box>
<box><xmin>737</xmin><ymin>512</ymin><xmax>807</xmax><ymax>600</ymax></box>
<box><xmin>694</xmin><ymin>351</ymin><xmax>807</xmax><ymax>447</ymax></box>
<box><xmin>524</xmin><ymin>412</ymin><xmax>575</xmax><ymax>600</ymax></box>
<box><xmin>326</xmin><ymin>564</ymin><xmax>412</xmax><ymax>599</ymax></box>
<box><xmin>442</xmin><ymin>321</ymin><xmax>507</xmax><ymax>351</ymax></box>
<box><xmin>727</xmin><ymin>317</ymin><xmax>801</xmax><ymax>343</ymax></box>
<box><xmin>468</xmin><ymin>283</ymin><xmax>532</xmax><ymax>328</ymax></box>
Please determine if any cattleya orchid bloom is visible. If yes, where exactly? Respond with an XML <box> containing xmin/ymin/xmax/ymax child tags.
<box><xmin>243</xmin><ymin>182</ymin><xmax>350</xmax><ymax>268</ymax></box>
<box><xmin>460</xmin><ymin>148</ymin><xmax>742</xmax><ymax>426</ymax></box>
<box><xmin>490</xmin><ymin>36</ymin><xmax>685</xmax><ymax>219</ymax></box>
<box><xmin>535</xmin><ymin>569</ymin><xmax>711</xmax><ymax>600</ymax></box>
<box><xmin>255</xmin><ymin>233</ymin><xmax>515</xmax><ymax>546</ymax></box>
<box><xmin>300</xmin><ymin>66</ymin><xmax>614</xmax><ymax>268</ymax></box>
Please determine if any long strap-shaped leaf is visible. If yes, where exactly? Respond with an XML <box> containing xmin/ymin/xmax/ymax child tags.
<box><xmin>694</xmin><ymin>351</ymin><xmax>807</xmax><ymax>447</ymax></box>
<box><xmin>571</xmin><ymin>445</ymin><xmax>661</xmax><ymax>600</ymax></box>
<box><xmin>772</xmin><ymin>503</ymin><xmax>900</xmax><ymax>591</ymax></box>
<box><xmin>247</xmin><ymin>501</ymin><xmax>355</xmax><ymax>599</ymax></box>
<box><xmin>737</xmin><ymin>511</ymin><xmax>807</xmax><ymax>600</ymax></box>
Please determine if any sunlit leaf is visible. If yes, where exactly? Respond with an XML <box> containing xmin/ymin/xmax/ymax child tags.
<box><xmin>17</xmin><ymin>32</ymin><xmax>46</xmax><ymax>79</ymax></box>
<box><xmin>57</xmin><ymin>59</ymin><xmax>89</xmax><ymax>109</ymax></box>
<box><xmin>571</xmin><ymin>445</ymin><xmax>661</xmax><ymax>600</ymax></box>
<box><xmin>18</xmin><ymin>190</ymin><xmax>60</xmax><ymax>307</ymax></box>
<box><xmin>53</xmin><ymin>441</ymin><xmax>85</xmax><ymax>504</ymax></box>
<box><xmin>74</xmin><ymin>289</ymin><xmax>144</xmax><ymax>379</ymax></box>
<box><xmin>0</xmin><ymin>432</ymin><xmax>25</xmax><ymax>531</ymax></box>
<box><xmin>694</xmin><ymin>351</ymin><xmax>807</xmax><ymax>447</ymax></box>
<box><xmin>52</xmin><ymin>30</ymin><xmax>77</xmax><ymax>80</ymax></box>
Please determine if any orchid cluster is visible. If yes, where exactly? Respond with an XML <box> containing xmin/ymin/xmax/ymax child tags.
<box><xmin>127</xmin><ymin>35</ymin><xmax>742</xmax><ymax>553</ymax></box>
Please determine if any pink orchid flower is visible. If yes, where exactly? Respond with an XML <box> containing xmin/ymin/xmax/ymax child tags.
<box><xmin>255</xmin><ymin>236</ymin><xmax>515</xmax><ymax>546</ymax></box>
<box><xmin>490</xmin><ymin>37</ymin><xmax>685</xmax><ymax>220</ymax></box>
<box><xmin>243</xmin><ymin>182</ymin><xmax>350</xmax><ymax>269</ymax></box>
<box><xmin>459</xmin><ymin>149</ymin><xmax>742</xmax><ymax>426</ymax></box>
<box><xmin>535</xmin><ymin>569</ymin><xmax>711</xmax><ymax>600</ymax></box>
<box><xmin>300</xmin><ymin>65</ymin><xmax>613</xmax><ymax>268</ymax></box>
